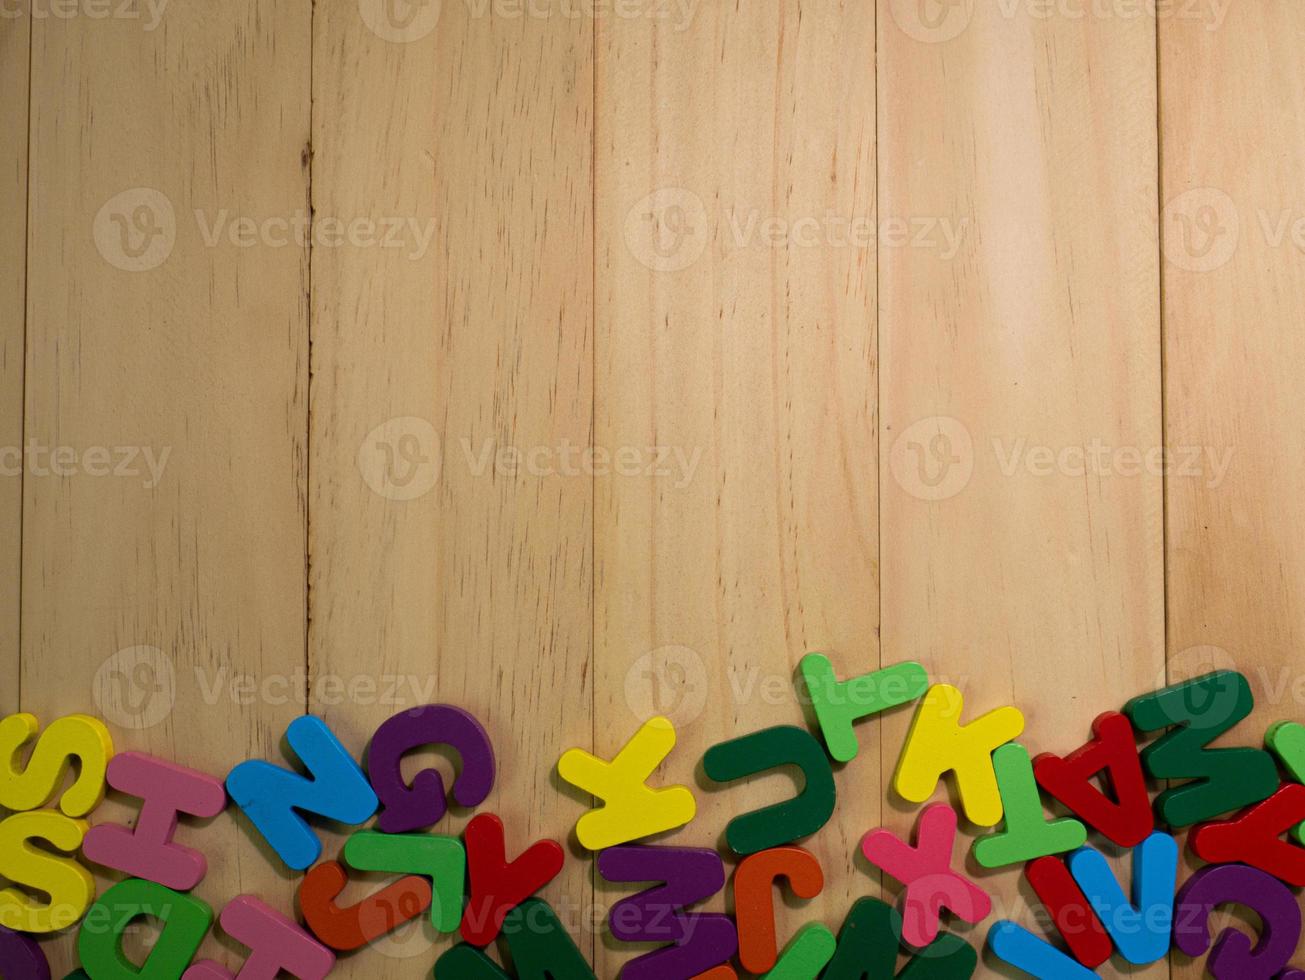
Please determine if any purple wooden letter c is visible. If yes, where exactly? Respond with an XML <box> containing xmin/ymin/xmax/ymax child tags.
<box><xmin>1173</xmin><ymin>864</ymin><xmax>1304</xmax><ymax>980</ymax></box>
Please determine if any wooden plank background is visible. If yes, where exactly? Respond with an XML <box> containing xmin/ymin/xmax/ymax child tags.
<box><xmin>596</xmin><ymin>1</ymin><xmax>878</xmax><ymax>974</ymax></box>
<box><xmin>1162</xmin><ymin>3</ymin><xmax>1305</xmax><ymax>978</ymax></box>
<box><xmin>878</xmin><ymin>2</ymin><xmax>1165</xmax><ymax>977</ymax></box>
<box><xmin>6</xmin><ymin>0</ymin><xmax>1302</xmax><ymax>976</ymax></box>
<box><xmin>2</xmin><ymin>0</ymin><xmax>25</xmax><ymax>724</ymax></box>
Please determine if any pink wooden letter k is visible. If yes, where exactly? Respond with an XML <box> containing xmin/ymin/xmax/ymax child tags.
<box><xmin>859</xmin><ymin>802</ymin><xmax>991</xmax><ymax>948</ymax></box>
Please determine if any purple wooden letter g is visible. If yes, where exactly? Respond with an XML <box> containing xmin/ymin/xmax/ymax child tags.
<box><xmin>367</xmin><ymin>704</ymin><xmax>496</xmax><ymax>834</ymax></box>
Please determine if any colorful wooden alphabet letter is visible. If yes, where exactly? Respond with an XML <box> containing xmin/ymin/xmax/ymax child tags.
<box><xmin>798</xmin><ymin>655</ymin><xmax>928</xmax><ymax>762</ymax></box>
<box><xmin>433</xmin><ymin>900</ymin><xmax>596</xmax><ymax>979</ymax></box>
<box><xmin>823</xmin><ymin>898</ymin><xmax>977</xmax><ymax>979</ymax></box>
<box><xmin>1033</xmin><ymin>711</ymin><xmax>1153</xmax><ymax>847</ymax></box>
<box><xmin>702</xmin><ymin>726</ymin><xmax>836</xmax><ymax>855</ymax></box>
<box><xmin>434</xmin><ymin>944</ymin><xmax>511</xmax><ymax>979</ymax></box>
<box><xmin>987</xmin><ymin>921</ymin><xmax>1099</xmax><ymax>980</ymax></box>
<box><xmin>461</xmin><ymin>812</ymin><xmax>564</xmax><ymax>946</ymax></box>
<box><xmin>0</xmin><ymin>811</ymin><xmax>94</xmax><ymax>933</ymax></box>
<box><xmin>762</xmin><ymin>922</ymin><xmax>837</xmax><ymax>979</ymax></box>
<box><xmin>342</xmin><ymin>829</ymin><xmax>465</xmax><ymax>933</ymax></box>
<box><xmin>1124</xmin><ymin>671</ymin><xmax>1279</xmax><ymax>827</ymax></box>
<box><xmin>1023</xmin><ymin>856</ymin><xmax>1111</xmax><ymax>968</ymax></box>
<box><xmin>367</xmin><ymin>704</ymin><xmax>495</xmax><ymax>834</ymax></box>
<box><xmin>0</xmin><ymin>712</ymin><xmax>113</xmax><ymax>817</ymax></box>
<box><xmin>859</xmin><ymin>803</ymin><xmax>991</xmax><ymax>948</ymax></box>
<box><xmin>557</xmin><ymin>715</ymin><xmax>695</xmax><ymax>850</ymax></box>
<box><xmin>972</xmin><ymin>743</ymin><xmax>1085</xmax><ymax>868</ymax></box>
<box><xmin>496</xmin><ymin>898</ymin><xmax>595</xmax><ymax>979</ymax></box>
<box><xmin>0</xmin><ymin>924</ymin><xmax>51</xmax><ymax>980</ymax></box>
<box><xmin>226</xmin><ymin>715</ymin><xmax>378</xmax><ymax>870</ymax></box>
<box><xmin>78</xmin><ymin>878</ymin><xmax>213</xmax><ymax>980</ymax></box>
<box><xmin>1190</xmin><ymin>783</ymin><xmax>1305</xmax><ymax>886</ymax></box>
<box><xmin>82</xmin><ymin>752</ymin><xmax>226</xmax><ymax>891</ymax></box>
<box><xmin>181</xmin><ymin>895</ymin><xmax>335</xmax><ymax>979</ymax></box>
<box><xmin>1173</xmin><ymin>863</ymin><xmax>1305</xmax><ymax>980</ymax></box>
<box><xmin>298</xmin><ymin>860</ymin><xmax>432</xmax><ymax>951</ymax></box>
<box><xmin>599</xmin><ymin>845</ymin><xmax>738</xmax><ymax>980</ymax></box>
<box><xmin>733</xmin><ymin>846</ymin><xmax>824</xmax><ymax>974</ymax></box>
<box><xmin>892</xmin><ymin>685</ymin><xmax>1024</xmax><ymax>828</ymax></box>
<box><xmin>1266</xmin><ymin>720</ymin><xmax>1305</xmax><ymax>843</ymax></box>
<box><xmin>1066</xmin><ymin>831</ymin><xmax>1178</xmax><ymax>965</ymax></box>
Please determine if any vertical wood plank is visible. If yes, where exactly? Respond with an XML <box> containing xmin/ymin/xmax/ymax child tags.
<box><xmin>878</xmin><ymin>2</ymin><xmax>1164</xmax><ymax>972</ymax></box>
<box><xmin>1162</xmin><ymin>4</ymin><xmax>1305</xmax><ymax>976</ymax></box>
<box><xmin>24</xmin><ymin>3</ymin><xmax>311</xmax><ymax>970</ymax></box>
<box><xmin>1</xmin><ymin>0</ymin><xmax>27</xmax><ymax>719</ymax></box>
<box><xmin>596</xmin><ymin>1</ymin><xmax>877</xmax><ymax>972</ymax></box>
<box><xmin>310</xmin><ymin>0</ymin><xmax>594</xmax><ymax>972</ymax></box>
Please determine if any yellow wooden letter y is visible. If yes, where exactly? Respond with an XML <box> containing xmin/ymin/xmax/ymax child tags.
<box><xmin>558</xmin><ymin>716</ymin><xmax>696</xmax><ymax>850</ymax></box>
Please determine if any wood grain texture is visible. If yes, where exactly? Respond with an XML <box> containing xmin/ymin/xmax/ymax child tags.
<box><xmin>877</xmin><ymin>1</ymin><xmax>1164</xmax><ymax>974</ymax></box>
<box><xmin>15</xmin><ymin>1</ymin><xmax>1305</xmax><ymax>977</ymax></box>
<box><xmin>1</xmin><ymin>0</ymin><xmax>26</xmax><ymax>720</ymax></box>
<box><xmin>595</xmin><ymin>1</ymin><xmax>877</xmax><ymax>973</ymax></box>
<box><xmin>1162</xmin><ymin>3</ymin><xmax>1305</xmax><ymax>976</ymax></box>
<box><xmin>309</xmin><ymin>0</ymin><xmax>593</xmax><ymax>973</ymax></box>
<box><xmin>24</xmin><ymin>2</ymin><xmax>310</xmax><ymax>970</ymax></box>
